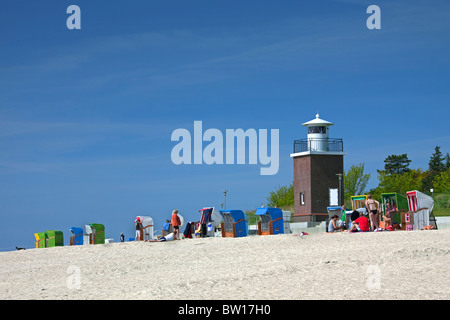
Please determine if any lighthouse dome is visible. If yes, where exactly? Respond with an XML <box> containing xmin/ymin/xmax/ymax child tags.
<box><xmin>301</xmin><ymin>113</ymin><xmax>334</xmax><ymax>127</ymax></box>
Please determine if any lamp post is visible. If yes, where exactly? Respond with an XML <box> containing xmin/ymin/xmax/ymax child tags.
<box><xmin>223</xmin><ymin>190</ymin><xmax>228</xmax><ymax>209</ymax></box>
<box><xmin>336</xmin><ymin>173</ymin><xmax>343</xmax><ymax>207</ymax></box>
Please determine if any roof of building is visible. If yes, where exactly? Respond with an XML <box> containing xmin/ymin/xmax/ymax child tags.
<box><xmin>301</xmin><ymin>113</ymin><xmax>334</xmax><ymax>126</ymax></box>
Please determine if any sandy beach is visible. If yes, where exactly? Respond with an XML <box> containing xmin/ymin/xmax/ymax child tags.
<box><xmin>1</xmin><ymin>229</ymin><xmax>449</xmax><ymax>300</ymax></box>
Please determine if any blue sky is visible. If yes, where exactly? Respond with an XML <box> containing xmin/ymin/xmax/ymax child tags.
<box><xmin>1</xmin><ymin>0</ymin><xmax>449</xmax><ymax>250</ymax></box>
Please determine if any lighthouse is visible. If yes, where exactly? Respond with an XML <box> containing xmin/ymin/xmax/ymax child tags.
<box><xmin>290</xmin><ymin>114</ymin><xmax>345</xmax><ymax>223</ymax></box>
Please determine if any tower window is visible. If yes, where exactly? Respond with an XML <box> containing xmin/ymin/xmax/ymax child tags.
<box><xmin>300</xmin><ymin>192</ymin><xmax>305</xmax><ymax>205</ymax></box>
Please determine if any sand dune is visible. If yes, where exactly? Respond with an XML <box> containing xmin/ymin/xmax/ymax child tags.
<box><xmin>1</xmin><ymin>229</ymin><xmax>449</xmax><ymax>300</ymax></box>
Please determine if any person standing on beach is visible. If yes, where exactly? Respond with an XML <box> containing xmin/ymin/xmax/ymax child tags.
<box><xmin>135</xmin><ymin>218</ymin><xmax>143</xmax><ymax>241</ymax></box>
<box><xmin>365</xmin><ymin>194</ymin><xmax>381</xmax><ymax>231</ymax></box>
<box><xmin>120</xmin><ymin>232</ymin><xmax>125</xmax><ymax>242</ymax></box>
<box><xmin>172</xmin><ymin>209</ymin><xmax>181</xmax><ymax>240</ymax></box>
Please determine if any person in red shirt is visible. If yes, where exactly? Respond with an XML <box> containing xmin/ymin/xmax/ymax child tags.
<box><xmin>349</xmin><ymin>214</ymin><xmax>370</xmax><ymax>232</ymax></box>
<box><xmin>172</xmin><ymin>209</ymin><xmax>181</xmax><ymax>240</ymax></box>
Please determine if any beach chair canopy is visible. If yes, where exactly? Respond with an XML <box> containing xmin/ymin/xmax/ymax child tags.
<box><xmin>381</xmin><ymin>192</ymin><xmax>408</xmax><ymax>212</ymax></box>
<box><xmin>327</xmin><ymin>206</ymin><xmax>343</xmax><ymax>220</ymax></box>
<box><xmin>89</xmin><ymin>223</ymin><xmax>104</xmax><ymax>233</ymax></box>
<box><xmin>351</xmin><ymin>195</ymin><xmax>367</xmax><ymax>210</ymax></box>
<box><xmin>70</xmin><ymin>227</ymin><xmax>83</xmax><ymax>236</ymax></box>
<box><xmin>407</xmin><ymin>190</ymin><xmax>434</xmax><ymax>212</ymax></box>
<box><xmin>255</xmin><ymin>207</ymin><xmax>283</xmax><ymax>220</ymax></box>
<box><xmin>136</xmin><ymin>216</ymin><xmax>153</xmax><ymax>228</ymax></box>
<box><xmin>199</xmin><ymin>208</ymin><xmax>213</xmax><ymax>224</ymax></box>
<box><xmin>220</xmin><ymin>210</ymin><xmax>247</xmax><ymax>223</ymax></box>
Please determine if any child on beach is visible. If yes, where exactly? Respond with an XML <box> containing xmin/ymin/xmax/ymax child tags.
<box><xmin>161</xmin><ymin>219</ymin><xmax>171</xmax><ymax>236</ymax></box>
<box><xmin>349</xmin><ymin>213</ymin><xmax>370</xmax><ymax>232</ymax></box>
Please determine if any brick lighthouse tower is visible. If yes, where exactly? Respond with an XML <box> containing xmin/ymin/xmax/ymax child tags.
<box><xmin>290</xmin><ymin>114</ymin><xmax>344</xmax><ymax>223</ymax></box>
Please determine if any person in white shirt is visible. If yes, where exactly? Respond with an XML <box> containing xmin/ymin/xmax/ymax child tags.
<box><xmin>144</xmin><ymin>233</ymin><xmax>175</xmax><ymax>242</ymax></box>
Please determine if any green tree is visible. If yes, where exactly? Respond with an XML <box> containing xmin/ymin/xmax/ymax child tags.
<box><xmin>377</xmin><ymin>169</ymin><xmax>425</xmax><ymax>195</ymax></box>
<box><xmin>445</xmin><ymin>153</ymin><xmax>450</xmax><ymax>170</ymax></box>
<box><xmin>344</xmin><ymin>163</ymin><xmax>371</xmax><ymax>200</ymax></box>
<box><xmin>245</xmin><ymin>210</ymin><xmax>257</xmax><ymax>225</ymax></box>
<box><xmin>428</xmin><ymin>146</ymin><xmax>445</xmax><ymax>174</ymax></box>
<box><xmin>382</xmin><ymin>154</ymin><xmax>411</xmax><ymax>175</ymax></box>
<box><xmin>433</xmin><ymin>168</ymin><xmax>450</xmax><ymax>193</ymax></box>
<box><xmin>266</xmin><ymin>182</ymin><xmax>294</xmax><ymax>208</ymax></box>
<box><xmin>366</xmin><ymin>186</ymin><xmax>382</xmax><ymax>203</ymax></box>
<box><xmin>423</xmin><ymin>146</ymin><xmax>446</xmax><ymax>192</ymax></box>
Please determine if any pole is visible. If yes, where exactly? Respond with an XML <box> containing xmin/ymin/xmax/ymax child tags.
<box><xmin>337</xmin><ymin>173</ymin><xmax>343</xmax><ymax>207</ymax></box>
<box><xmin>223</xmin><ymin>190</ymin><xmax>228</xmax><ymax>210</ymax></box>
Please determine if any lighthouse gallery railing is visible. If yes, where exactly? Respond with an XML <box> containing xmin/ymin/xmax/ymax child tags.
<box><xmin>293</xmin><ymin>138</ymin><xmax>343</xmax><ymax>153</ymax></box>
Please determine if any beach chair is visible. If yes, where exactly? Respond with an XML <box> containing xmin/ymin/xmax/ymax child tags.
<box><xmin>219</xmin><ymin>210</ymin><xmax>248</xmax><ymax>238</ymax></box>
<box><xmin>255</xmin><ymin>207</ymin><xmax>284</xmax><ymax>235</ymax></box>
<box><xmin>282</xmin><ymin>210</ymin><xmax>292</xmax><ymax>234</ymax></box>
<box><xmin>45</xmin><ymin>230</ymin><xmax>64</xmax><ymax>247</ymax></box>
<box><xmin>198</xmin><ymin>207</ymin><xmax>222</xmax><ymax>237</ymax></box>
<box><xmin>136</xmin><ymin>216</ymin><xmax>154</xmax><ymax>241</ymax></box>
<box><xmin>34</xmin><ymin>232</ymin><xmax>47</xmax><ymax>248</ymax></box>
<box><xmin>406</xmin><ymin>190</ymin><xmax>437</xmax><ymax>230</ymax></box>
<box><xmin>69</xmin><ymin>227</ymin><xmax>83</xmax><ymax>245</ymax></box>
<box><xmin>86</xmin><ymin>223</ymin><xmax>105</xmax><ymax>244</ymax></box>
<box><xmin>381</xmin><ymin>193</ymin><xmax>408</xmax><ymax>227</ymax></box>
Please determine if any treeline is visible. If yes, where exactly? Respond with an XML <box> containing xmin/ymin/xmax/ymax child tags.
<box><xmin>265</xmin><ymin>146</ymin><xmax>450</xmax><ymax>211</ymax></box>
<box><xmin>347</xmin><ymin>146</ymin><xmax>450</xmax><ymax>200</ymax></box>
